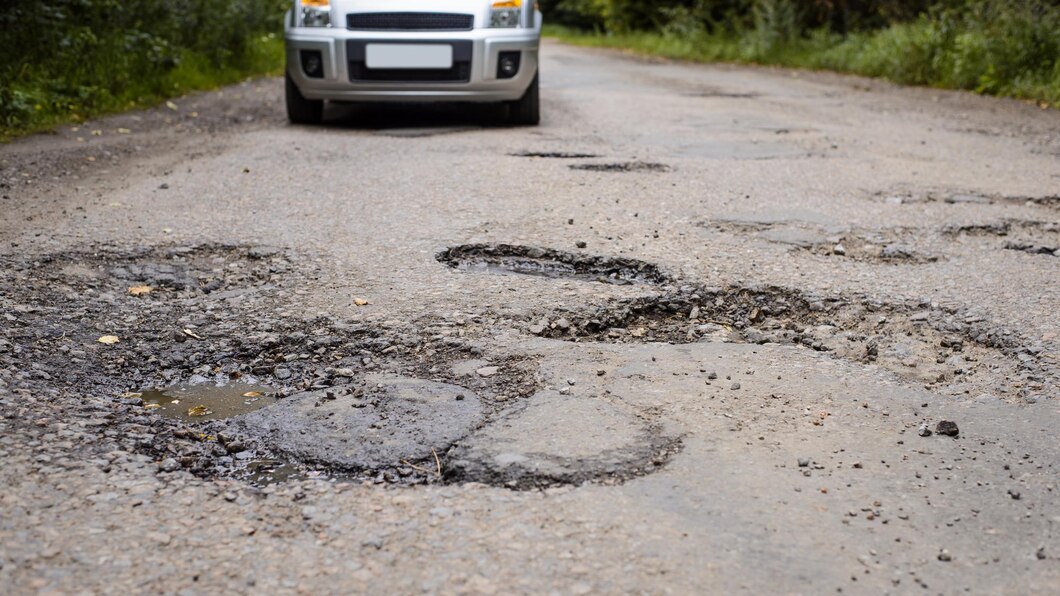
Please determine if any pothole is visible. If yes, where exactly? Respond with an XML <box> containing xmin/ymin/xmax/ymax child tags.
<box><xmin>510</xmin><ymin>151</ymin><xmax>601</xmax><ymax>159</ymax></box>
<box><xmin>437</xmin><ymin>244</ymin><xmax>671</xmax><ymax>286</ymax></box>
<box><xmin>0</xmin><ymin>244</ymin><xmax>546</xmax><ymax>487</ymax></box>
<box><xmin>702</xmin><ymin>219</ymin><xmax>939</xmax><ymax>263</ymax></box>
<box><xmin>569</xmin><ymin>162</ymin><xmax>671</xmax><ymax>173</ymax></box>
<box><xmin>529</xmin><ymin>285</ymin><xmax>1056</xmax><ymax>404</ymax></box>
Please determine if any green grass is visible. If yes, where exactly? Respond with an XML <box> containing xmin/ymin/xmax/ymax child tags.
<box><xmin>1</xmin><ymin>34</ymin><xmax>284</xmax><ymax>142</ymax></box>
<box><xmin>545</xmin><ymin>21</ymin><xmax>1060</xmax><ymax>106</ymax></box>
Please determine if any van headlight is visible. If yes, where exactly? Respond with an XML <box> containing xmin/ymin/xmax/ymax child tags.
<box><xmin>489</xmin><ymin>0</ymin><xmax>522</xmax><ymax>28</ymax></box>
<box><xmin>297</xmin><ymin>0</ymin><xmax>331</xmax><ymax>28</ymax></box>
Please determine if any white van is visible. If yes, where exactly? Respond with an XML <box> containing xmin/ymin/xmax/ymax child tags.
<box><xmin>284</xmin><ymin>1</ymin><xmax>542</xmax><ymax>125</ymax></box>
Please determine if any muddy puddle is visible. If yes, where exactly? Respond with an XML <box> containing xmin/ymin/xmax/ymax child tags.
<box><xmin>139</xmin><ymin>383</ymin><xmax>276</xmax><ymax>422</ymax></box>
<box><xmin>438</xmin><ymin>244</ymin><xmax>671</xmax><ymax>286</ymax></box>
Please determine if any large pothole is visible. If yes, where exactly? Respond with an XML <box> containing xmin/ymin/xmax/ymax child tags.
<box><xmin>437</xmin><ymin>243</ymin><xmax>672</xmax><ymax>286</ymax></box>
<box><xmin>529</xmin><ymin>285</ymin><xmax>1056</xmax><ymax>404</ymax></box>
<box><xmin>0</xmin><ymin>244</ymin><xmax>545</xmax><ymax>487</ymax></box>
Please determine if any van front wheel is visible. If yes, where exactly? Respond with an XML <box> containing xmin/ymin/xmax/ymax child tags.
<box><xmin>507</xmin><ymin>73</ymin><xmax>540</xmax><ymax>126</ymax></box>
<box><xmin>285</xmin><ymin>73</ymin><xmax>323</xmax><ymax>125</ymax></box>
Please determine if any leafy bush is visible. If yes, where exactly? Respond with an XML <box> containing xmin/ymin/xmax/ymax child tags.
<box><xmin>1</xmin><ymin>0</ymin><xmax>288</xmax><ymax>137</ymax></box>
<box><xmin>544</xmin><ymin>0</ymin><xmax>1060</xmax><ymax>104</ymax></box>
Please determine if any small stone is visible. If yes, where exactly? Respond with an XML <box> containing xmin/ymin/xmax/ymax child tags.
<box><xmin>730</xmin><ymin>382</ymin><xmax>740</xmax><ymax>390</ymax></box>
<box><xmin>833</xmin><ymin>243</ymin><xmax>846</xmax><ymax>255</ymax></box>
<box><xmin>158</xmin><ymin>458</ymin><xmax>180</xmax><ymax>473</ymax></box>
<box><xmin>707</xmin><ymin>371</ymin><xmax>718</xmax><ymax>380</ymax></box>
<box><xmin>937</xmin><ymin>549</ymin><xmax>952</xmax><ymax>562</ymax></box>
<box><xmin>554</xmin><ymin>318</ymin><xmax>571</xmax><ymax>331</ymax></box>
<box><xmin>476</xmin><ymin>366</ymin><xmax>500</xmax><ymax>378</ymax></box>
<box><xmin>935</xmin><ymin>420</ymin><xmax>959</xmax><ymax>437</ymax></box>
<box><xmin>596</xmin><ymin>370</ymin><xmax>606</xmax><ymax>376</ymax></box>
<box><xmin>575</xmin><ymin>241</ymin><xmax>587</xmax><ymax>249</ymax></box>
<box><xmin>918</xmin><ymin>422</ymin><xmax>932</xmax><ymax>437</ymax></box>
<box><xmin>528</xmin><ymin>324</ymin><xmax>546</xmax><ymax>335</ymax></box>
<box><xmin>1037</xmin><ymin>547</ymin><xmax>1046</xmax><ymax>560</ymax></box>
<box><xmin>797</xmin><ymin>458</ymin><xmax>810</xmax><ymax>468</ymax></box>
<box><xmin>1008</xmin><ymin>489</ymin><xmax>1021</xmax><ymax>500</ymax></box>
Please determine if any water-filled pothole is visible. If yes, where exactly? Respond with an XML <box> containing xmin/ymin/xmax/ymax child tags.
<box><xmin>139</xmin><ymin>383</ymin><xmax>275</xmax><ymax>422</ymax></box>
<box><xmin>437</xmin><ymin>244</ymin><xmax>671</xmax><ymax>286</ymax></box>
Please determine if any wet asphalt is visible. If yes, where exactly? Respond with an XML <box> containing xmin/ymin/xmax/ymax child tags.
<box><xmin>1</xmin><ymin>40</ymin><xmax>1058</xmax><ymax>593</ymax></box>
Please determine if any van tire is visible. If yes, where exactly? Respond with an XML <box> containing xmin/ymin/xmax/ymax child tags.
<box><xmin>286</xmin><ymin>73</ymin><xmax>324</xmax><ymax>125</ymax></box>
<box><xmin>508</xmin><ymin>73</ymin><xmax>540</xmax><ymax>126</ymax></box>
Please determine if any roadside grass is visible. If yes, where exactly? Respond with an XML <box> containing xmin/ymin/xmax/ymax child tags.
<box><xmin>544</xmin><ymin>22</ymin><xmax>1060</xmax><ymax>107</ymax></box>
<box><xmin>0</xmin><ymin>35</ymin><xmax>284</xmax><ymax>142</ymax></box>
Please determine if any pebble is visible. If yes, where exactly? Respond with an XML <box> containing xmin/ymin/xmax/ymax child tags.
<box><xmin>730</xmin><ymin>382</ymin><xmax>740</xmax><ymax>390</ymax></box>
<box><xmin>938</xmin><ymin>549</ymin><xmax>952</xmax><ymax>562</ymax></box>
<box><xmin>918</xmin><ymin>422</ymin><xmax>932</xmax><ymax>437</ymax></box>
<box><xmin>158</xmin><ymin>458</ymin><xmax>180</xmax><ymax>473</ymax></box>
<box><xmin>935</xmin><ymin>420</ymin><xmax>959</xmax><ymax>437</ymax></box>
<box><xmin>476</xmin><ymin>366</ymin><xmax>499</xmax><ymax>378</ymax></box>
<box><xmin>797</xmin><ymin>458</ymin><xmax>810</xmax><ymax>468</ymax></box>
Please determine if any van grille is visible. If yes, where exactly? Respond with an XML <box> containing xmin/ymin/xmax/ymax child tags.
<box><xmin>346</xmin><ymin>12</ymin><xmax>474</xmax><ymax>31</ymax></box>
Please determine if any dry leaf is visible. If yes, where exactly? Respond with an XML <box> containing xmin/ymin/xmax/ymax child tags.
<box><xmin>97</xmin><ymin>335</ymin><xmax>120</xmax><ymax>345</ymax></box>
<box><xmin>182</xmin><ymin>328</ymin><xmax>202</xmax><ymax>339</ymax></box>
<box><xmin>117</xmin><ymin>127</ymin><xmax>131</xmax><ymax>134</ymax></box>
<box><xmin>128</xmin><ymin>285</ymin><xmax>153</xmax><ymax>296</ymax></box>
<box><xmin>119</xmin><ymin>391</ymin><xmax>142</xmax><ymax>399</ymax></box>
<box><xmin>144</xmin><ymin>403</ymin><xmax>162</xmax><ymax>410</ymax></box>
<box><xmin>242</xmin><ymin>391</ymin><xmax>263</xmax><ymax>398</ymax></box>
<box><xmin>354</xmin><ymin>298</ymin><xmax>369</xmax><ymax>306</ymax></box>
<box><xmin>166</xmin><ymin>101</ymin><xmax>179</xmax><ymax>111</ymax></box>
<box><xmin>187</xmin><ymin>405</ymin><xmax>211</xmax><ymax>417</ymax></box>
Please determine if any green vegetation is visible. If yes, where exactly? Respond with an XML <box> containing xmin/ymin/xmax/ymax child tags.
<box><xmin>0</xmin><ymin>0</ymin><xmax>289</xmax><ymax>140</ymax></box>
<box><xmin>542</xmin><ymin>0</ymin><xmax>1060</xmax><ymax>105</ymax></box>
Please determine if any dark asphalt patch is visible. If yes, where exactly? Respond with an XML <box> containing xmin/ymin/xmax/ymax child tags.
<box><xmin>238</xmin><ymin>376</ymin><xmax>485</xmax><ymax>471</ymax></box>
<box><xmin>446</xmin><ymin>392</ymin><xmax>682</xmax><ymax>490</ymax></box>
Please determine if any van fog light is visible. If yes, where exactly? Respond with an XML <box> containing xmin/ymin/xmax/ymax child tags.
<box><xmin>497</xmin><ymin>51</ymin><xmax>521</xmax><ymax>79</ymax></box>
<box><xmin>301</xmin><ymin>50</ymin><xmax>324</xmax><ymax>79</ymax></box>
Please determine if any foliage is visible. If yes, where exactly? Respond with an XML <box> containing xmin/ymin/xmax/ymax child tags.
<box><xmin>0</xmin><ymin>0</ymin><xmax>289</xmax><ymax>139</ymax></box>
<box><xmin>543</xmin><ymin>0</ymin><xmax>1060</xmax><ymax>104</ymax></box>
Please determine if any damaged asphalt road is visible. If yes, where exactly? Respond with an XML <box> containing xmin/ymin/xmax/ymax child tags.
<box><xmin>1</xmin><ymin>41</ymin><xmax>1059</xmax><ymax>593</ymax></box>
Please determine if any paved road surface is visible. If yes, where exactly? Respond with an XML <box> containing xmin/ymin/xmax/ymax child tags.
<box><xmin>1</xmin><ymin>41</ymin><xmax>1058</xmax><ymax>593</ymax></box>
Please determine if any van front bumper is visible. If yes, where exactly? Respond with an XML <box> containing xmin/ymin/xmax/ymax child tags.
<box><xmin>285</xmin><ymin>25</ymin><xmax>539</xmax><ymax>103</ymax></box>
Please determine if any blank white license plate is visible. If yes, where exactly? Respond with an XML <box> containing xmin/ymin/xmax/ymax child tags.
<box><xmin>365</xmin><ymin>44</ymin><xmax>453</xmax><ymax>69</ymax></box>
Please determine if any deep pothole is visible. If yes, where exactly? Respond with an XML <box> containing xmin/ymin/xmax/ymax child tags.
<box><xmin>437</xmin><ymin>243</ymin><xmax>672</xmax><ymax>286</ymax></box>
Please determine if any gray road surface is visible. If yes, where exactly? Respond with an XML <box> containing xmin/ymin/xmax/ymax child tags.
<box><xmin>1</xmin><ymin>41</ymin><xmax>1058</xmax><ymax>594</ymax></box>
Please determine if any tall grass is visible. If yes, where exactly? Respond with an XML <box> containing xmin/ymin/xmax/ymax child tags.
<box><xmin>0</xmin><ymin>0</ymin><xmax>289</xmax><ymax>140</ymax></box>
<box><xmin>544</xmin><ymin>0</ymin><xmax>1060</xmax><ymax>105</ymax></box>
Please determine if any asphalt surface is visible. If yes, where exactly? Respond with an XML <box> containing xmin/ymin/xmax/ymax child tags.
<box><xmin>1</xmin><ymin>40</ymin><xmax>1059</xmax><ymax>593</ymax></box>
